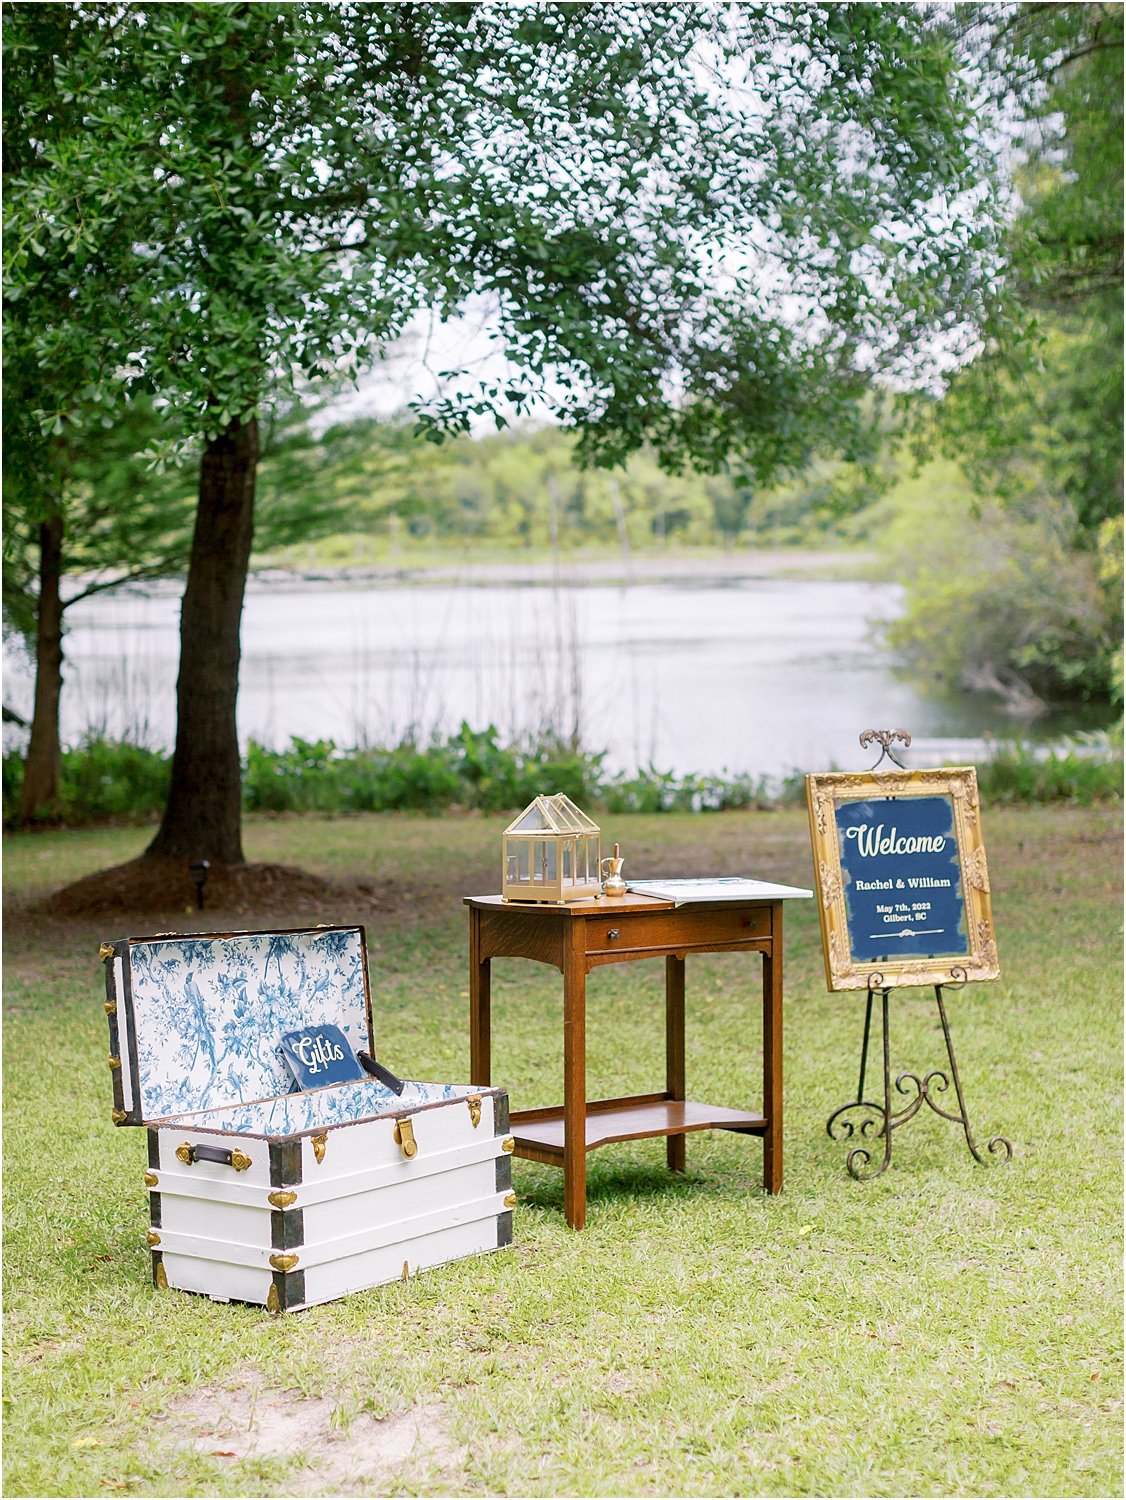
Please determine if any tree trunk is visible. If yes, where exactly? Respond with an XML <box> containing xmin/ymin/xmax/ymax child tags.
<box><xmin>145</xmin><ymin>416</ymin><xmax>258</xmax><ymax>864</ymax></box>
<box><xmin>18</xmin><ymin>509</ymin><xmax>66</xmax><ymax>823</ymax></box>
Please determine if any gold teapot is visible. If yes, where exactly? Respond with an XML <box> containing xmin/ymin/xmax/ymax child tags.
<box><xmin>600</xmin><ymin>844</ymin><xmax>627</xmax><ymax>898</ymax></box>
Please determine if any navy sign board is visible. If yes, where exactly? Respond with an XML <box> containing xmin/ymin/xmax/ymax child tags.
<box><xmin>805</xmin><ymin>767</ymin><xmax>999</xmax><ymax>992</ymax></box>
<box><xmin>279</xmin><ymin>1024</ymin><xmax>367</xmax><ymax>1090</ymax></box>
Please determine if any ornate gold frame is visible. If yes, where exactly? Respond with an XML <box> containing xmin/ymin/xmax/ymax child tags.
<box><xmin>805</xmin><ymin>766</ymin><xmax>999</xmax><ymax>992</ymax></box>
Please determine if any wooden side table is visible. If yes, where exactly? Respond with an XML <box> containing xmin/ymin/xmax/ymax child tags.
<box><xmin>464</xmin><ymin>892</ymin><xmax>789</xmax><ymax>1229</ymax></box>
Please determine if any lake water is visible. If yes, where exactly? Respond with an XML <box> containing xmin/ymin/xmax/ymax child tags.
<box><xmin>1</xmin><ymin>569</ymin><xmax>1092</xmax><ymax>781</ymax></box>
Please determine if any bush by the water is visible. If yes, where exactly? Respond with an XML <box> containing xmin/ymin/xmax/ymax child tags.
<box><xmin>242</xmin><ymin>725</ymin><xmax>599</xmax><ymax>815</ymax></box>
<box><xmin>4</xmin><ymin>738</ymin><xmax>173</xmax><ymax>825</ymax></box>
<box><xmin>974</xmin><ymin>734</ymin><xmax>1124</xmax><ymax>806</ymax></box>
<box><xmin>4</xmin><ymin>725</ymin><xmax>1121</xmax><ymax>828</ymax></box>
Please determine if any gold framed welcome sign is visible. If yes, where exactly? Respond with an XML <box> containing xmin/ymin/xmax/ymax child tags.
<box><xmin>805</xmin><ymin>766</ymin><xmax>999</xmax><ymax>992</ymax></box>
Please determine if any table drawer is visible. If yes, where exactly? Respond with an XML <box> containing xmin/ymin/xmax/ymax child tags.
<box><xmin>585</xmin><ymin>906</ymin><xmax>771</xmax><ymax>957</ymax></box>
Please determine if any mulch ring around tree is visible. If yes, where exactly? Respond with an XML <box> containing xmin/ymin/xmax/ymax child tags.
<box><xmin>24</xmin><ymin>857</ymin><xmax>397</xmax><ymax>924</ymax></box>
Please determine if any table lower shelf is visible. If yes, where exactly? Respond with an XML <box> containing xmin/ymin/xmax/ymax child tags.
<box><xmin>509</xmin><ymin>1092</ymin><xmax>767</xmax><ymax>1164</ymax></box>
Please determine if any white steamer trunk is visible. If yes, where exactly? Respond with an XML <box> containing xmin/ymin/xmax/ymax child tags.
<box><xmin>102</xmin><ymin>925</ymin><xmax>513</xmax><ymax>1311</ymax></box>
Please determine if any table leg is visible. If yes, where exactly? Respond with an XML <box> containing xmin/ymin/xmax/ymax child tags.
<box><xmin>762</xmin><ymin>906</ymin><xmax>783</xmax><ymax>1194</ymax></box>
<box><xmin>562</xmin><ymin>921</ymin><xmax>587</xmax><ymax>1229</ymax></box>
<box><xmin>666</xmin><ymin>955</ymin><xmax>686</xmax><ymax>1173</ymax></box>
<box><xmin>469</xmin><ymin>911</ymin><xmax>491</xmax><ymax>1087</ymax></box>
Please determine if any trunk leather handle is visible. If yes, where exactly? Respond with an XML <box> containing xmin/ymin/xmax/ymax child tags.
<box><xmin>175</xmin><ymin>1141</ymin><xmax>252</xmax><ymax>1172</ymax></box>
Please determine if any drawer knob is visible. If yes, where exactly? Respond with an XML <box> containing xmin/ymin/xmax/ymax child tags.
<box><xmin>607</xmin><ymin>928</ymin><xmax>620</xmax><ymax>941</ymax></box>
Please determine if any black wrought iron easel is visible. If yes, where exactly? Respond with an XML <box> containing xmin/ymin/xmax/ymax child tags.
<box><xmin>824</xmin><ymin>729</ymin><xmax>1013</xmax><ymax>1181</ymax></box>
<box><xmin>825</xmin><ymin>971</ymin><xmax>1013</xmax><ymax>1181</ymax></box>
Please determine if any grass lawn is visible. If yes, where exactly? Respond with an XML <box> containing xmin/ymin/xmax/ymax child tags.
<box><xmin>3</xmin><ymin>805</ymin><xmax>1122</xmax><ymax>1497</ymax></box>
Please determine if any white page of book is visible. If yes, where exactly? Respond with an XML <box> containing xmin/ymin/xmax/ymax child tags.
<box><xmin>625</xmin><ymin>876</ymin><xmax>813</xmax><ymax>905</ymax></box>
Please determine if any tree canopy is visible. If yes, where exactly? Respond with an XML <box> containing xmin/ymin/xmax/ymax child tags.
<box><xmin>3</xmin><ymin>1</ymin><xmax>1012</xmax><ymax>862</ymax></box>
<box><xmin>7</xmin><ymin>3</ymin><xmax>1003</xmax><ymax>467</ymax></box>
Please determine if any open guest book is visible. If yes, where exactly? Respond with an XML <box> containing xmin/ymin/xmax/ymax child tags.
<box><xmin>625</xmin><ymin>876</ymin><xmax>812</xmax><ymax>905</ymax></box>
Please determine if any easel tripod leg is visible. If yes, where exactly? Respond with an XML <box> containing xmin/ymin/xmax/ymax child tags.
<box><xmin>845</xmin><ymin>989</ymin><xmax>893</xmax><ymax>1181</ymax></box>
<box><xmin>932</xmin><ymin>986</ymin><xmax>1013</xmax><ymax>1167</ymax></box>
<box><xmin>826</xmin><ymin>987</ymin><xmax>886</xmax><ymax>1171</ymax></box>
<box><xmin>856</xmin><ymin>988</ymin><xmax>873</xmax><ymax>1103</ymax></box>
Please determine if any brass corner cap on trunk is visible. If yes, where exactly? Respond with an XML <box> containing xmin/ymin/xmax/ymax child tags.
<box><xmin>268</xmin><ymin>1189</ymin><xmax>298</xmax><ymax>1209</ymax></box>
<box><xmin>269</xmin><ymin>1253</ymin><xmax>299</xmax><ymax>1273</ymax></box>
<box><xmin>501</xmin><ymin>1136</ymin><xmax>516</xmax><ymax>1153</ymax></box>
<box><xmin>144</xmin><ymin>1171</ymin><xmax>158</xmax><ymax>1188</ymax></box>
<box><xmin>99</xmin><ymin>943</ymin><xmax>115</xmax><ymax>962</ymax></box>
<box><xmin>111</xmin><ymin>1109</ymin><xmax>128</xmax><ymax>1125</ymax></box>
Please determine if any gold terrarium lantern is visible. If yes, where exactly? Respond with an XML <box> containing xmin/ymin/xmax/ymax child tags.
<box><xmin>502</xmin><ymin>794</ymin><xmax>601</xmax><ymax>904</ymax></box>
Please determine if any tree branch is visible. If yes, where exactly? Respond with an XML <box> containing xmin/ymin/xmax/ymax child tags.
<box><xmin>64</xmin><ymin>559</ymin><xmax>189</xmax><ymax>608</ymax></box>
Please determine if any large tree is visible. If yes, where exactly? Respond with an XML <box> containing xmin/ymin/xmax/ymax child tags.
<box><xmin>5</xmin><ymin>2</ymin><xmax>1003</xmax><ymax>868</ymax></box>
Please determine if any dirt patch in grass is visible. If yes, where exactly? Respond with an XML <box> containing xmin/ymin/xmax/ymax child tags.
<box><xmin>1</xmin><ymin>858</ymin><xmax>466</xmax><ymax>975</ymax></box>
<box><xmin>22</xmin><ymin>855</ymin><xmax>397</xmax><ymax>922</ymax></box>
<box><xmin>156</xmin><ymin>1369</ymin><xmax>469</xmax><ymax>1495</ymax></box>
<box><xmin>6</xmin><ymin>816</ymin><xmax>784</xmax><ymax>939</ymax></box>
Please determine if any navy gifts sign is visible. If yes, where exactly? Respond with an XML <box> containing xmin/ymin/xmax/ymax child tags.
<box><xmin>280</xmin><ymin>1025</ymin><xmax>367</xmax><ymax>1090</ymax></box>
<box><xmin>806</xmin><ymin>767</ymin><xmax>1000</xmax><ymax>991</ymax></box>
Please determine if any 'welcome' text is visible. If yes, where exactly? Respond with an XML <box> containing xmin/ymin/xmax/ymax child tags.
<box><xmin>844</xmin><ymin>823</ymin><xmax>946</xmax><ymax>858</ymax></box>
